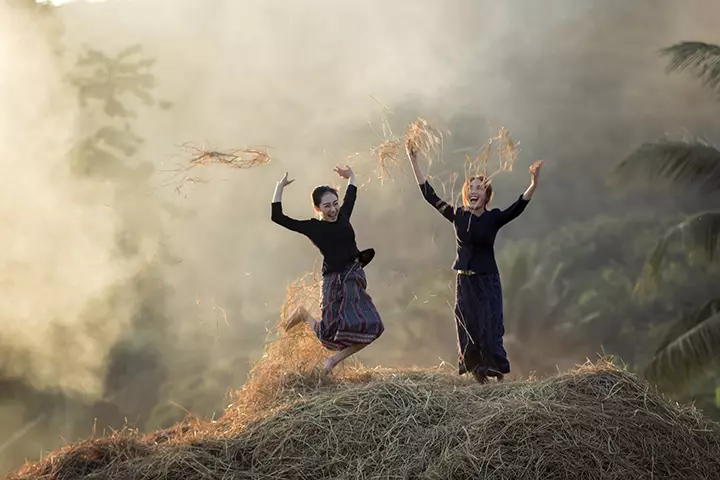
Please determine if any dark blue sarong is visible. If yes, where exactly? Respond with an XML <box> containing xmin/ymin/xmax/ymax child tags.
<box><xmin>314</xmin><ymin>262</ymin><xmax>384</xmax><ymax>351</ymax></box>
<box><xmin>454</xmin><ymin>272</ymin><xmax>509</xmax><ymax>378</ymax></box>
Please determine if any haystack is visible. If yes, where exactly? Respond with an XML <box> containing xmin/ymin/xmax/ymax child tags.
<box><xmin>10</xmin><ymin>359</ymin><xmax>720</xmax><ymax>480</ymax></box>
<box><xmin>9</xmin><ymin>279</ymin><xmax>720</xmax><ymax>479</ymax></box>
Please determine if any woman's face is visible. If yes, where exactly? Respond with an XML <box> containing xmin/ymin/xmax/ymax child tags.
<box><xmin>315</xmin><ymin>192</ymin><xmax>340</xmax><ymax>221</ymax></box>
<box><xmin>465</xmin><ymin>178</ymin><xmax>488</xmax><ymax>209</ymax></box>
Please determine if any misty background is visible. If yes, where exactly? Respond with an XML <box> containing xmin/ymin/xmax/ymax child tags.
<box><xmin>2</xmin><ymin>0</ymin><xmax>719</xmax><ymax>474</ymax></box>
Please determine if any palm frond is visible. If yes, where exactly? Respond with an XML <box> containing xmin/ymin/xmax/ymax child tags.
<box><xmin>681</xmin><ymin>210</ymin><xmax>720</xmax><ymax>262</ymax></box>
<box><xmin>634</xmin><ymin>211</ymin><xmax>720</xmax><ymax>296</ymax></box>
<box><xmin>613</xmin><ymin>140</ymin><xmax>720</xmax><ymax>193</ymax></box>
<box><xmin>644</xmin><ymin>299</ymin><xmax>720</xmax><ymax>391</ymax></box>
<box><xmin>655</xmin><ymin>298</ymin><xmax>720</xmax><ymax>353</ymax></box>
<box><xmin>503</xmin><ymin>250</ymin><xmax>532</xmax><ymax>300</ymax></box>
<box><xmin>661</xmin><ymin>42</ymin><xmax>720</xmax><ymax>94</ymax></box>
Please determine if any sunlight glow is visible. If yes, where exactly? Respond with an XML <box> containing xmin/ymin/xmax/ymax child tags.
<box><xmin>36</xmin><ymin>0</ymin><xmax>108</xmax><ymax>5</ymax></box>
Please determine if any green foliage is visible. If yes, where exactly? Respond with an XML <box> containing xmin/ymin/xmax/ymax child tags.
<box><xmin>497</xmin><ymin>213</ymin><xmax>720</xmax><ymax>371</ymax></box>
<box><xmin>613</xmin><ymin>140</ymin><xmax>720</xmax><ymax>194</ymax></box>
<box><xmin>644</xmin><ymin>298</ymin><xmax>720</xmax><ymax>392</ymax></box>
<box><xmin>609</xmin><ymin>39</ymin><xmax>720</xmax><ymax>408</ymax></box>
<box><xmin>661</xmin><ymin>41</ymin><xmax>720</xmax><ymax>95</ymax></box>
<box><xmin>634</xmin><ymin>211</ymin><xmax>720</xmax><ymax>297</ymax></box>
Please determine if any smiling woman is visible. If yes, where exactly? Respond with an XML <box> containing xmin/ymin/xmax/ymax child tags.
<box><xmin>406</xmin><ymin>136</ymin><xmax>544</xmax><ymax>384</ymax></box>
<box><xmin>270</xmin><ymin>165</ymin><xmax>384</xmax><ymax>374</ymax></box>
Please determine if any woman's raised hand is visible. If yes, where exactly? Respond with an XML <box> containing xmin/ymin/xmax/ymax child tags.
<box><xmin>278</xmin><ymin>172</ymin><xmax>295</xmax><ymax>187</ymax></box>
<box><xmin>333</xmin><ymin>165</ymin><xmax>354</xmax><ymax>179</ymax></box>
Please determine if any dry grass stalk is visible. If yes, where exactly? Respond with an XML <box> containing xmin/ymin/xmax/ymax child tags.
<box><xmin>404</xmin><ymin>117</ymin><xmax>444</xmax><ymax>164</ymax></box>
<box><xmin>367</xmin><ymin>108</ymin><xmax>403</xmax><ymax>183</ymax></box>
<box><xmin>368</xmin><ymin>114</ymin><xmax>443</xmax><ymax>183</ymax></box>
<box><xmin>372</xmin><ymin>138</ymin><xmax>403</xmax><ymax>181</ymax></box>
<box><xmin>464</xmin><ymin>127</ymin><xmax>520</xmax><ymax>184</ymax></box>
<box><xmin>162</xmin><ymin>142</ymin><xmax>270</xmax><ymax>196</ymax></box>
<box><xmin>181</xmin><ymin>143</ymin><xmax>271</xmax><ymax>170</ymax></box>
<box><xmin>427</xmin><ymin>127</ymin><xmax>521</xmax><ymax>209</ymax></box>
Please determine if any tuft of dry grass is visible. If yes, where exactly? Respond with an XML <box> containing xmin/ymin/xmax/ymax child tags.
<box><xmin>430</xmin><ymin>127</ymin><xmax>522</xmax><ymax>209</ymax></box>
<box><xmin>462</xmin><ymin>127</ymin><xmax>519</xmax><ymax>181</ymax></box>
<box><xmin>9</xmin><ymin>274</ymin><xmax>720</xmax><ymax>480</ymax></box>
<box><xmin>369</xmin><ymin>116</ymin><xmax>443</xmax><ymax>183</ymax></box>
<box><xmin>162</xmin><ymin>142</ymin><xmax>271</xmax><ymax>196</ymax></box>
<box><xmin>181</xmin><ymin>143</ymin><xmax>271</xmax><ymax>170</ymax></box>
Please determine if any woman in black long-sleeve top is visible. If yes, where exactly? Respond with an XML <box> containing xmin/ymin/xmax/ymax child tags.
<box><xmin>406</xmin><ymin>140</ymin><xmax>544</xmax><ymax>383</ymax></box>
<box><xmin>271</xmin><ymin>166</ymin><xmax>384</xmax><ymax>374</ymax></box>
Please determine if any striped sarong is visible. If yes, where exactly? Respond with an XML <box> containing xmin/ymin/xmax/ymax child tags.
<box><xmin>454</xmin><ymin>272</ymin><xmax>509</xmax><ymax>378</ymax></box>
<box><xmin>314</xmin><ymin>262</ymin><xmax>384</xmax><ymax>351</ymax></box>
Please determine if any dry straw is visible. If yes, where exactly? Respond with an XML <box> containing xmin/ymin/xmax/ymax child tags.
<box><xmin>12</xmin><ymin>361</ymin><xmax>720</xmax><ymax>479</ymax></box>
<box><xmin>369</xmin><ymin>115</ymin><xmax>444</xmax><ymax>183</ymax></box>
<box><xmin>463</xmin><ymin>127</ymin><xmax>519</xmax><ymax>182</ymax></box>
<box><xmin>440</xmin><ymin>127</ymin><xmax>521</xmax><ymax>209</ymax></box>
<box><xmin>163</xmin><ymin>143</ymin><xmax>270</xmax><ymax>196</ymax></box>
<box><xmin>10</xmin><ymin>276</ymin><xmax>720</xmax><ymax>479</ymax></box>
<box><xmin>181</xmin><ymin>143</ymin><xmax>271</xmax><ymax>170</ymax></box>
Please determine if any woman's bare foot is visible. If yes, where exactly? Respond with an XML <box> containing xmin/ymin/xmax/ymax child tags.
<box><xmin>472</xmin><ymin>370</ymin><xmax>488</xmax><ymax>384</ymax></box>
<box><xmin>323</xmin><ymin>357</ymin><xmax>337</xmax><ymax>373</ymax></box>
<box><xmin>284</xmin><ymin>306</ymin><xmax>307</xmax><ymax>331</ymax></box>
<box><xmin>323</xmin><ymin>344</ymin><xmax>366</xmax><ymax>374</ymax></box>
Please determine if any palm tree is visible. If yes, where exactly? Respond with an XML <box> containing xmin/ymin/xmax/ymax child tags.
<box><xmin>613</xmin><ymin>41</ymin><xmax>720</xmax><ymax>390</ymax></box>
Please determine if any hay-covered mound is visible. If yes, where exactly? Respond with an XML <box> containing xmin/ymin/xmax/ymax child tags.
<box><xmin>9</xmin><ymin>361</ymin><xmax>720</xmax><ymax>480</ymax></box>
<box><xmin>9</xmin><ymin>281</ymin><xmax>720</xmax><ymax>479</ymax></box>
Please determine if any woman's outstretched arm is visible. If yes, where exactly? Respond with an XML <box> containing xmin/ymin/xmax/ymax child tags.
<box><xmin>522</xmin><ymin>160</ymin><xmax>543</xmax><ymax>201</ymax></box>
<box><xmin>406</xmin><ymin>139</ymin><xmax>427</xmax><ymax>185</ymax></box>
<box><xmin>406</xmin><ymin>139</ymin><xmax>455</xmax><ymax>222</ymax></box>
<box><xmin>497</xmin><ymin>160</ymin><xmax>544</xmax><ymax>227</ymax></box>
<box><xmin>271</xmin><ymin>172</ymin><xmax>312</xmax><ymax>234</ymax></box>
<box><xmin>335</xmin><ymin>165</ymin><xmax>357</xmax><ymax>218</ymax></box>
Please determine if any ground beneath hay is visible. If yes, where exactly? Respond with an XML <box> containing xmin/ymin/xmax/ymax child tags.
<box><xmin>8</xmin><ymin>361</ymin><xmax>720</xmax><ymax>480</ymax></box>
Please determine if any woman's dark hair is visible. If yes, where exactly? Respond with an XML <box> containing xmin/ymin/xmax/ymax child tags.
<box><xmin>311</xmin><ymin>185</ymin><xmax>339</xmax><ymax>207</ymax></box>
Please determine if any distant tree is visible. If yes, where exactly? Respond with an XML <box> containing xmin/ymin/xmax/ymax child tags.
<box><xmin>613</xmin><ymin>41</ymin><xmax>720</xmax><ymax>390</ymax></box>
<box><xmin>67</xmin><ymin>43</ymin><xmax>176</xmax><ymax>427</ymax></box>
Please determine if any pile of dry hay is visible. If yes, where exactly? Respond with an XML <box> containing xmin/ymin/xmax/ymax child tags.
<box><xmin>9</xmin><ymin>280</ymin><xmax>720</xmax><ymax>479</ymax></box>
<box><xmin>10</xmin><ymin>363</ymin><xmax>720</xmax><ymax>479</ymax></box>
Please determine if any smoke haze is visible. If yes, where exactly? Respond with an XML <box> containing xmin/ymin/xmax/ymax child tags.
<box><xmin>2</xmin><ymin>0</ymin><xmax>720</xmax><ymax>474</ymax></box>
<box><xmin>0</xmin><ymin>0</ymin><xmax>144</xmax><ymax>398</ymax></box>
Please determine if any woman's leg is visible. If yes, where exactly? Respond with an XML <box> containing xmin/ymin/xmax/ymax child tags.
<box><xmin>321</xmin><ymin>267</ymin><xmax>382</xmax><ymax>373</ymax></box>
<box><xmin>486</xmin><ymin>274</ymin><xmax>510</xmax><ymax>378</ymax></box>
<box><xmin>456</xmin><ymin>273</ymin><xmax>500</xmax><ymax>384</ymax></box>
<box><xmin>326</xmin><ymin>266</ymin><xmax>383</xmax><ymax>348</ymax></box>
<box><xmin>455</xmin><ymin>273</ymin><xmax>485</xmax><ymax>380</ymax></box>
<box><xmin>324</xmin><ymin>343</ymin><xmax>368</xmax><ymax>373</ymax></box>
<box><xmin>285</xmin><ymin>305</ymin><xmax>318</xmax><ymax>331</ymax></box>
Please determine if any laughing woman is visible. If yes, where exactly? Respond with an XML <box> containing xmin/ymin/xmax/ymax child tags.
<box><xmin>270</xmin><ymin>165</ymin><xmax>384</xmax><ymax>373</ymax></box>
<box><xmin>406</xmin><ymin>140</ymin><xmax>543</xmax><ymax>383</ymax></box>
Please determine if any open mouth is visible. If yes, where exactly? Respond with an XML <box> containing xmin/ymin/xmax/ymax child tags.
<box><xmin>470</xmin><ymin>196</ymin><xmax>479</xmax><ymax>203</ymax></box>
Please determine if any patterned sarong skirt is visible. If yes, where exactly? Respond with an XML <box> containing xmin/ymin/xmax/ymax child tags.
<box><xmin>314</xmin><ymin>262</ymin><xmax>384</xmax><ymax>351</ymax></box>
<box><xmin>454</xmin><ymin>271</ymin><xmax>510</xmax><ymax>378</ymax></box>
